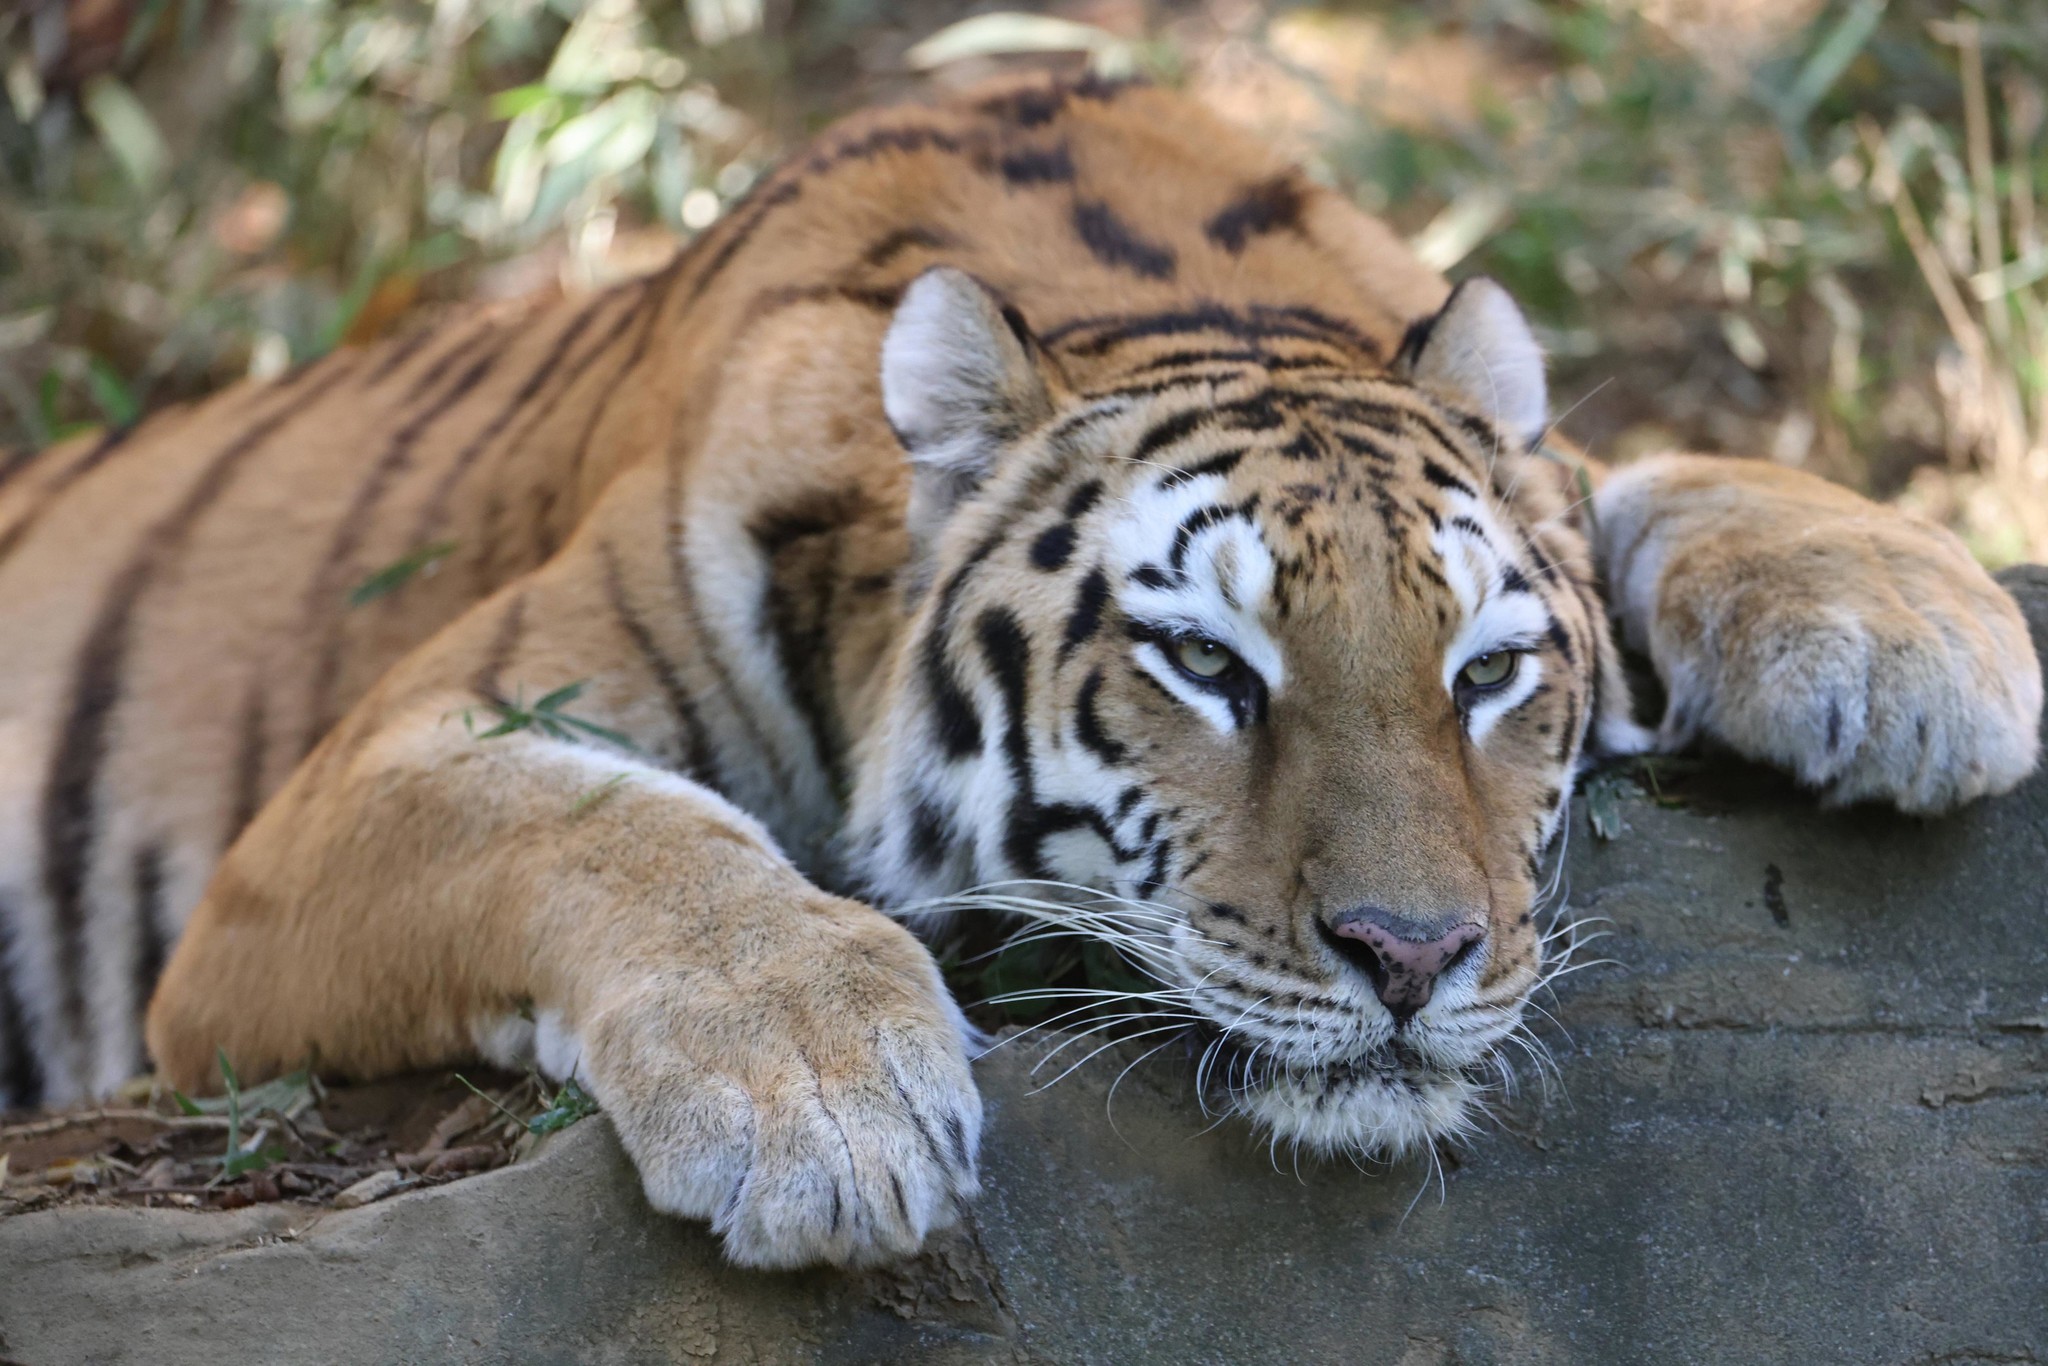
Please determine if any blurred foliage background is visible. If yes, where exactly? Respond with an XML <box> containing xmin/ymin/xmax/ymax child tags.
<box><xmin>4</xmin><ymin>0</ymin><xmax>2047</xmax><ymax>562</ymax></box>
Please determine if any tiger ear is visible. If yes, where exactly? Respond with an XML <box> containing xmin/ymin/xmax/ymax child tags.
<box><xmin>1396</xmin><ymin>277</ymin><xmax>1548</xmax><ymax>450</ymax></box>
<box><xmin>882</xmin><ymin>267</ymin><xmax>1053</xmax><ymax>570</ymax></box>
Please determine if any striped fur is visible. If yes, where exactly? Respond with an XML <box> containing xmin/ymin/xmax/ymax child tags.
<box><xmin>0</xmin><ymin>76</ymin><xmax>2036</xmax><ymax>1265</ymax></box>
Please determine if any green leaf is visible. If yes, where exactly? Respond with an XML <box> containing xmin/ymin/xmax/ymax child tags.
<box><xmin>474</xmin><ymin>710</ymin><xmax>534</xmax><ymax>739</ymax></box>
<box><xmin>1586</xmin><ymin>770</ymin><xmax>1628</xmax><ymax>841</ymax></box>
<box><xmin>968</xmin><ymin>938</ymin><xmax>1080</xmax><ymax>1024</ymax></box>
<box><xmin>527</xmin><ymin>1078</ymin><xmax>599</xmax><ymax>1135</ymax></box>
<box><xmin>472</xmin><ymin>682</ymin><xmax>640</xmax><ymax>753</ymax></box>
<box><xmin>82</xmin><ymin>78</ymin><xmax>169</xmax><ymax>191</ymax></box>
<box><xmin>1079</xmin><ymin>940</ymin><xmax>1156</xmax><ymax>999</ymax></box>
<box><xmin>222</xmin><ymin>1144</ymin><xmax>287</xmax><ymax>1178</ymax></box>
<box><xmin>552</xmin><ymin>713</ymin><xmax>638</xmax><ymax>750</ymax></box>
<box><xmin>533</xmin><ymin>680</ymin><xmax>586</xmax><ymax>712</ymax></box>
<box><xmin>1774</xmin><ymin>0</ymin><xmax>1888</xmax><ymax>133</ymax></box>
<box><xmin>178</xmin><ymin>1066</ymin><xmax>313</xmax><ymax>1118</ymax></box>
<box><xmin>36</xmin><ymin>370</ymin><xmax>62</xmax><ymax>434</ymax></box>
<box><xmin>568</xmin><ymin>773</ymin><xmax>628</xmax><ymax>817</ymax></box>
<box><xmin>349</xmin><ymin>540</ymin><xmax>459</xmax><ymax>607</ymax></box>
<box><xmin>489</xmin><ymin>84</ymin><xmax>557</xmax><ymax>119</ymax></box>
<box><xmin>83</xmin><ymin>358</ymin><xmax>138</xmax><ymax>428</ymax></box>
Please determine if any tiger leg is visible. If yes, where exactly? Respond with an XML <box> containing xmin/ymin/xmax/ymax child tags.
<box><xmin>145</xmin><ymin>538</ymin><xmax>981</xmax><ymax>1268</ymax></box>
<box><xmin>1589</xmin><ymin>453</ymin><xmax>2042</xmax><ymax>812</ymax></box>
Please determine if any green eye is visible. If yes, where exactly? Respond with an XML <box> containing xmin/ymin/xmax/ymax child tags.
<box><xmin>1460</xmin><ymin>651</ymin><xmax>1518</xmax><ymax>690</ymax></box>
<box><xmin>1174</xmin><ymin>637</ymin><xmax>1239</xmax><ymax>680</ymax></box>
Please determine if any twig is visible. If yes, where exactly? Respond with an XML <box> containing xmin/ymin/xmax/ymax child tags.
<box><xmin>0</xmin><ymin>1108</ymin><xmax>232</xmax><ymax>1142</ymax></box>
<box><xmin>1933</xmin><ymin>18</ymin><xmax>2009</xmax><ymax>347</ymax></box>
<box><xmin>1857</xmin><ymin>118</ymin><xmax>1985</xmax><ymax>366</ymax></box>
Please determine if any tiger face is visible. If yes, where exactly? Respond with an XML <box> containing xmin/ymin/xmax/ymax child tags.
<box><xmin>849</xmin><ymin>268</ymin><xmax>1641</xmax><ymax>1157</ymax></box>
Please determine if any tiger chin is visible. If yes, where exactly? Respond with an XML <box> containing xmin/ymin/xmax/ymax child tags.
<box><xmin>3</xmin><ymin>75</ymin><xmax>2040</xmax><ymax>1271</ymax></box>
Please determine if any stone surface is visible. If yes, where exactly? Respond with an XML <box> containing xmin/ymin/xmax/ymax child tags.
<box><xmin>4</xmin><ymin>572</ymin><xmax>2046</xmax><ymax>1366</ymax></box>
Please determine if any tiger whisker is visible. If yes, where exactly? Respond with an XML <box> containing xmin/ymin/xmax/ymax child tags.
<box><xmin>1030</xmin><ymin>1021</ymin><xmax>1199</xmax><ymax>1093</ymax></box>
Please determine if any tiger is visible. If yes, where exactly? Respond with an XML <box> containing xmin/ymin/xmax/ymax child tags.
<box><xmin>0</xmin><ymin>74</ymin><xmax>2039</xmax><ymax>1268</ymax></box>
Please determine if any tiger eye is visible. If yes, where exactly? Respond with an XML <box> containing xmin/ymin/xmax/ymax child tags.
<box><xmin>1461</xmin><ymin>651</ymin><xmax>1518</xmax><ymax>689</ymax></box>
<box><xmin>1175</xmin><ymin>637</ymin><xmax>1237</xmax><ymax>680</ymax></box>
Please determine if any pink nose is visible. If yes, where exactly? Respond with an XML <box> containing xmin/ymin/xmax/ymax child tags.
<box><xmin>1326</xmin><ymin>910</ymin><xmax>1486</xmax><ymax>1020</ymax></box>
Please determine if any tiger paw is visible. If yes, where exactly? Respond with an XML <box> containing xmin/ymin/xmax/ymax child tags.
<box><xmin>1597</xmin><ymin>454</ymin><xmax>2043</xmax><ymax>814</ymax></box>
<box><xmin>575</xmin><ymin>923</ymin><xmax>983</xmax><ymax>1268</ymax></box>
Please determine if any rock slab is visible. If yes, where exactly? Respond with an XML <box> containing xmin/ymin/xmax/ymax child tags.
<box><xmin>4</xmin><ymin>571</ymin><xmax>2046</xmax><ymax>1366</ymax></box>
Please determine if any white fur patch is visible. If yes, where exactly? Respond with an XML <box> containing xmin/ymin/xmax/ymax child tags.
<box><xmin>1106</xmin><ymin>473</ymin><xmax>1284</xmax><ymax>733</ymax></box>
<box><xmin>1432</xmin><ymin>489</ymin><xmax>1549</xmax><ymax>745</ymax></box>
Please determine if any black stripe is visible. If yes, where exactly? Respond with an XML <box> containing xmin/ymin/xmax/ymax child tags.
<box><xmin>228</xmin><ymin>681</ymin><xmax>268</xmax><ymax>841</ymax></box>
<box><xmin>977</xmin><ymin>74</ymin><xmax>1128</xmax><ymax>128</ymax></box>
<box><xmin>474</xmin><ymin>592</ymin><xmax>528</xmax><ymax>699</ymax></box>
<box><xmin>404</xmin><ymin>293</ymin><xmax>612</xmax><ymax>546</ymax></box>
<box><xmin>132</xmin><ymin>844</ymin><xmax>168</xmax><ymax>1052</ymax></box>
<box><xmin>1332</xmin><ymin>427</ymin><xmax>1400</xmax><ymax>468</ymax></box>
<box><xmin>1421</xmin><ymin>457</ymin><xmax>1475</xmax><ymax>496</ymax></box>
<box><xmin>1204</xmin><ymin>175</ymin><xmax>1307</xmax><ymax>253</ymax></box>
<box><xmin>1123</xmin><ymin>347</ymin><xmax>1270</xmax><ymax>374</ymax></box>
<box><xmin>1161</xmin><ymin>448</ymin><xmax>1246</xmax><ymax>487</ymax></box>
<box><xmin>1074</xmin><ymin>666</ymin><xmax>1127</xmax><ymax>765</ymax></box>
<box><xmin>676</xmin><ymin>116</ymin><xmax>990</xmax><ymax>315</ymax></box>
<box><xmin>862</xmin><ymin>225</ymin><xmax>953</xmax><ymax>268</ymax></box>
<box><xmin>1130</xmin><ymin>406</ymin><xmax>1210</xmax><ymax>466</ymax></box>
<box><xmin>751</xmin><ymin>493</ymin><xmax>863</xmax><ymax>797</ymax></box>
<box><xmin>0</xmin><ymin>425</ymin><xmax>137</xmax><ymax>565</ymax></box>
<box><xmin>1044</xmin><ymin>302</ymin><xmax>1382</xmax><ymax>359</ymax></box>
<box><xmin>564</xmin><ymin>275</ymin><xmax>673</xmax><ymax>503</ymax></box>
<box><xmin>979</xmin><ymin>608</ymin><xmax>1033</xmax><ymax>784</ymax></box>
<box><xmin>681</xmin><ymin>179</ymin><xmax>802</xmax><ymax>310</ymax></box>
<box><xmin>754</xmin><ymin>282</ymin><xmax>905</xmax><ymax>315</ymax></box>
<box><xmin>600</xmin><ymin>540</ymin><xmax>718</xmax><ymax>786</ymax></box>
<box><xmin>1169</xmin><ymin>498</ymin><xmax>1258</xmax><ymax>573</ymax></box>
<box><xmin>907</xmin><ymin>797</ymin><xmax>953</xmax><ymax>875</ymax></box>
<box><xmin>366</xmin><ymin>319</ymin><xmax>448</xmax><ymax>384</ymax></box>
<box><xmin>1031</xmin><ymin>521</ymin><xmax>1076</xmax><ymax>572</ymax></box>
<box><xmin>300</xmin><ymin>338</ymin><xmax>506</xmax><ymax>749</ymax></box>
<box><xmin>923</xmin><ymin>530</ymin><xmax>1004</xmax><ymax>759</ymax></box>
<box><xmin>662</xmin><ymin>457</ymin><xmax>801</xmax><ymax>796</ymax></box>
<box><xmin>998</xmin><ymin>142</ymin><xmax>1075</xmax><ymax>184</ymax></box>
<box><xmin>1060</xmin><ymin>567</ymin><xmax>1110</xmax><ymax>662</ymax></box>
<box><xmin>400</xmin><ymin>314</ymin><xmax>506</xmax><ymax>404</ymax></box>
<box><xmin>0</xmin><ymin>892</ymin><xmax>41</xmax><ymax>1107</ymax></box>
<box><xmin>1071</xmin><ymin>200</ymin><xmax>1177</xmax><ymax>280</ymax></box>
<box><xmin>748</xmin><ymin>488</ymin><xmax>869</xmax><ymax>555</ymax></box>
<box><xmin>40</xmin><ymin>359</ymin><xmax>359</xmax><ymax>1055</ymax></box>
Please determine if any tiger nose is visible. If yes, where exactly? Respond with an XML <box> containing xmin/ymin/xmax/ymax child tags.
<box><xmin>1324</xmin><ymin>908</ymin><xmax>1486</xmax><ymax>1020</ymax></box>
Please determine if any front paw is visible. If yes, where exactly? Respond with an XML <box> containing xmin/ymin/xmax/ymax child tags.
<box><xmin>1604</xmin><ymin>458</ymin><xmax>2042</xmax><ymax>813</ymax></box>
<box><xmin>578</xmin><ymin>920</ymin><xmax>983</xmax><ymax>1268</ymax></box>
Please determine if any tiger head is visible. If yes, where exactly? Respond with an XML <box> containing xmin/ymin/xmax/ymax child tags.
<box><xmin>847</xmin><ymin>267</ymin><xmax>1642</xmax><ymax>1158</ymax></box>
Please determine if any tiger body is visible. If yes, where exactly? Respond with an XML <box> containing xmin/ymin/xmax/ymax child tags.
<box><xmin>0</xmin><ymin>77</ymin><xmax>2038</xmax><ymax>1266</ymax></box>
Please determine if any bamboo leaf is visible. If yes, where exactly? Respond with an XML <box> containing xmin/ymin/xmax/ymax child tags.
<box><xmin>82</xmin><ymin>78</ymin><xmax>170</xmax><ymax>191</ymax></box>
<box><xmin>349</xmin><ymin>540</ymin><xmax>459</xmax><ymax>607</ymax></box>
<box><xmin>907</xmin><ymin>13</ymin><xmax>1126</xmax><ymax>70</ymax></box>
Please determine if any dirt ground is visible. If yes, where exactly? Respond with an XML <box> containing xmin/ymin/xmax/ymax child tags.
<box><xmin>0</xmin><ymin>1067</ymin><xmax>568</xmax><ymax>1218</ymax></box>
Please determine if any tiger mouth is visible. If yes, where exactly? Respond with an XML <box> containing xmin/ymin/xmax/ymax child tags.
<box><xmin>1190</xmin><ymin>1026</ymin><xmax>1486</xmax><ymax>1158</ymax></box>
